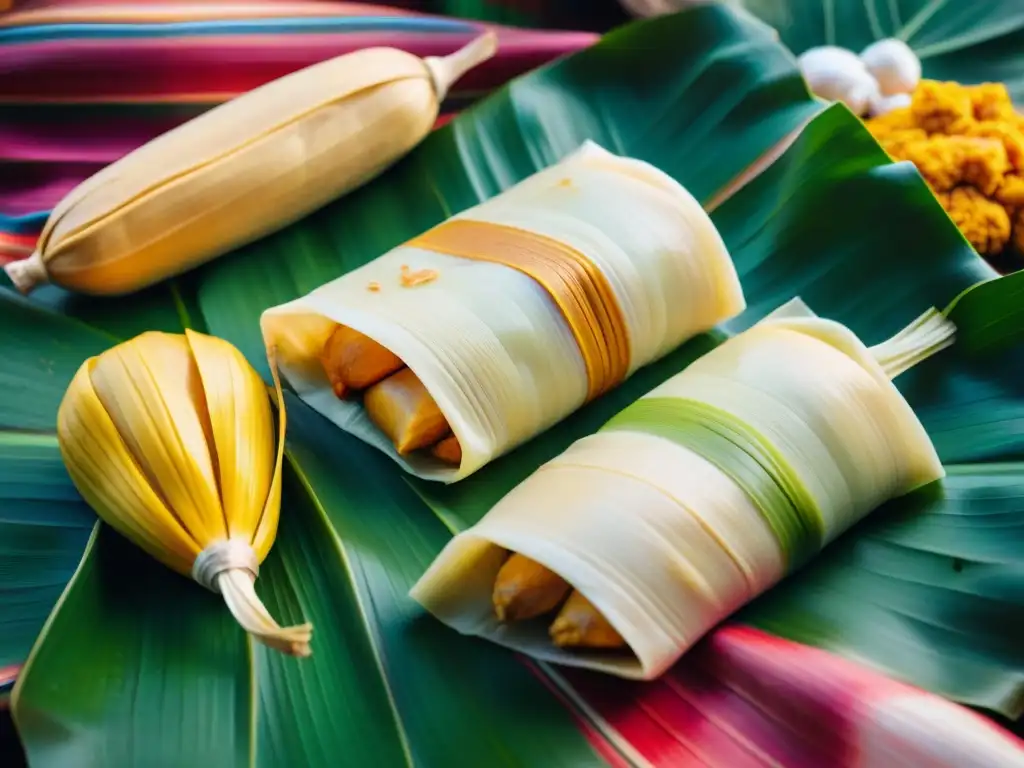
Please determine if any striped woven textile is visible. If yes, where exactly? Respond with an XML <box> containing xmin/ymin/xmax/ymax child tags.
<box><xmin>368</xmin><ymin>0</ymin><xmax>629</xmax><ymax>31</ymax></box>
<box><xmin>0</xmin><ymin>1</ymin><xmax>598</xmax><ymax>263</ymax></box>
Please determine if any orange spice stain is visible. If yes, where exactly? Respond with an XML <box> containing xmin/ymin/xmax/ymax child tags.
<box><xmin>399</xmin><ymin>264</ymin><xmax>438</xmax><ymax>288</ymax></box>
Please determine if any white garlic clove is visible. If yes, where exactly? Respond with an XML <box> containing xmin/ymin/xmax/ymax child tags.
<box><xmin>798</xmin><ymin>46</ymin><xmax>880</xmax><ymax>116</ymax></box>
<box><xmin>860</xmin><ymin>38</ymin><xmax>921</xmax><ymax>96</ymax></box>
<box><xmin>799</xmin><ymin>45</ymin><xmax>865</xmax><ymax>74</ymax></box>
<box><xmin>869</xmin><ymin>91</ymin><xmax>912</xmax><ymax>118</ymax></box>
<box><xmin>844</xmin><ymin>77</ymin><xmax>882</xmax><ymax>117</ymax></box>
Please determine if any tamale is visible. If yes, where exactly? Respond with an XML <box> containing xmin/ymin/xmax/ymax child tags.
<box><xmin>320</xmin><ymin>324</ymin><xmax>403</xmax><ymax>397</ymax></box>
<box><xmin>492</xmin><ymin>553</ymin><xmax>571</xmax><ymax>621</ymax></box>
<box><xmin>493</xmin><ymin>553</ymin><xmax>624</xmax><ymax>647</ymax></box>
<box><xmin>4</xmin><ymin>34</ymin><xmax>498</xmax><ymax>297</ymax></box>
<box><xmin>431</xmin><ymin>434</ymin><xmax>463</xmax><ymax>465</ymax></box>
<box><xmin>364</xmin><ymin>367</ymin><xmax>450</xmax><ymax>454</ymax></box>
<box><xmin>410</xmin><ymin>298</ymin><xmax>955</xmax><ymax>679</ymax></box>
<box><xmin>55</xmin><ymin>330</ymin><xmax>312</xmax><ymax>657</ymax></box>
<box><xmin>262</xmin><ymin>140</ymin><xmax>746</xmax><ymax>482</ymax></box>
<box><xmin>550</xmin><ymin>591</ymin><xmax>626</xmax><ymax>649</ymax></box>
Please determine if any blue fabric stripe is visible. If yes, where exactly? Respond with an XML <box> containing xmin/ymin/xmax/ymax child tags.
<box><xmin>0</xmin><ymin>211</ymin><xmax>49</xmax><ymax>235</ymax></box>
<box><xmin>0</xmin><ymin>16</ymin><xmax>478</xmax><ymax>44</ymax></box>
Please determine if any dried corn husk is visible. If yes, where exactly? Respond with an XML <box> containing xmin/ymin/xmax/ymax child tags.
<box><xmin>410</xmin><ymin>299</ymin><xmax>954</xmax><ymax>678</ymax></box>
<box><xmin>56</xmin><ymin>329</ymin><xmax>311</xmax><ymax>657</ymax></box>
<box><xmin>5</xmin><ymin>33</ymin><xmax>497</xmax><ymax>296</ymax></box>
<box><xmin>261</xmin><ymin>140</ymin><xmax>746</xmax><ymax>482</ymax></box>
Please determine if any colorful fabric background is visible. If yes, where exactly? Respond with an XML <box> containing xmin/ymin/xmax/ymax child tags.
<box><xmin>371</xmin><ymin>0</ymin><xmax>629</xmax><ymax>31</ymax></box>
<box><xmin>0</xmin><ymin>1</ymin><xmax>598</xmax><ymax>263</ymax></box>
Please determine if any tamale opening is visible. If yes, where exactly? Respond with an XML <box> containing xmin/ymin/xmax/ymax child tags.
<box><xmin>319</xmin><ymin>324</ymin><xmax>464</xmax><ymax>462</ymax></box>
<box><xmin>263</xmin><ymin>304</ymin><xmax>473</xmax><ymax>480</ymax></box>
<box><xmin>56</xmin><ymin>330</ymin><xmax>313</xmax><ymax>657</ymax></box>
<box><xmin>494</xmin><ymin>553</ymin><xmax>626</xmax><ymax>649</ymax></box>
<box><xmin>409</xmin><ymin>524</ymin><xmax>646</xmax><ymax>677</ymax></box>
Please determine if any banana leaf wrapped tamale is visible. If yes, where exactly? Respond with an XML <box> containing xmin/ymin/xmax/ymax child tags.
<box><xmin>261</xmin><ymin>141</ymin><xmax>745</xmax><ymax>482</ymax></box>
<box><xmin>410</xmin><ymin>299</ymin><xmax>954</xmax><ymax>678</ymax></box>
<box><xmin>55</xmin><ymin>331</ymin><xmax>312</xmax><ymax>656</ymax></box>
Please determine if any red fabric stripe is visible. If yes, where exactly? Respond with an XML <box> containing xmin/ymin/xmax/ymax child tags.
<box><xmin>0</xmin><ymin>29</ymin><xmax>597</xmax><ymax>102</ymax></box>
<box><xmin>2</xmin><ymin>1</ymin><xmax>416</xmax><ymax>26</ymax></box>
<box><xmin>556</xmin><ymin>626</ymin><xmax>1024</xmax><ymax>767</ymax></box>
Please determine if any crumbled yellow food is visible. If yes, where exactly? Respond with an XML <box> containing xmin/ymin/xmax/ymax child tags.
<box><xmin>957</xmin><ymin>137</ymin><xmax>1010</xmax><ymax>196</ymax></box>
<box><xmin>966</xmin><ymin>83</ymin><xmax>1017</xmax><ymax>122</ymax></box>
<box><xmin>997</xmin><ymin>174</ymin><xmax>1024</xmax><ymax>207</ymax></box>
<box><xmin>910</xmin><ymin>80</ymin><xmax>974</xmax><ymax>134</ymax></box>
<box><xmin>942</xmin><ymin>187</ymin><xmax>1011</xmax><ymax>255</ymax></box>
<box><xmin>865</xmin><ymin>79</ymin><xmax>1024</xmax><ymax>259</ymax></box>
<box><xmin>874</xmin><ymin>127</ymin><xmax>927</xmax><ymax>157</ymax></box>
<box><xmin>866</xmin><ymin>107</ymin><xmax>918</xmax><ymax>137</ymax></box>
<box><xmin>965</xmin><ymin>121</ymin><xmax>1024</xmax><ymax>171</ymax></box>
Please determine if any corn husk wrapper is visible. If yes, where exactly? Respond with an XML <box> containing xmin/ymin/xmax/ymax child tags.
<box><xmin>261</xmin><ymin>140</ymin><xmax>746</xmax><ymax>483</ymax></box>
<box><xmin>4</xmin><ymin>33</ymin><xmax>497</xmax><ymax>297</ymax></box>
<box><xmin>410</xmin><ymin>299</ymin><xmax>954</xmax><ymax>678</ymax></box>
<box><xmin>56</xmin><ymin>329</ymin><xmax>312</xmax><ymax>657</ymax></box>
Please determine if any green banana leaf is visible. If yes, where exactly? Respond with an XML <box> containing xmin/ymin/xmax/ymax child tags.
<box><xmin>3</xmin><ymin>5</ymin><xmax>1024</xmax><ymax>765</ymax></box>
<box><xmin>741</xmin><ymin>0</ymin><xmax>1024</xmax><ymax>98</ymax></box>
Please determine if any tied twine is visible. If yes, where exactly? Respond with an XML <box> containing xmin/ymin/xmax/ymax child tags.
<box><xmin>193</xmin><ymin>538</ymin><xmax>313</xmax><ymax>657</ymax></box>
<box><xmin>192</xmin><ymin>537</ymin><xmax>259</xmax><ymax>590</ymax></box>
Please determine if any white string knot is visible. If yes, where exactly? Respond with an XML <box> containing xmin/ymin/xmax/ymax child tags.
<box><xmin>192</xmin><ymin>537</ymin><xmax>260</xmax><ymax>592</ymax></box>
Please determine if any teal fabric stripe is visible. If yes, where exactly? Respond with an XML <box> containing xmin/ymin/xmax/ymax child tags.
<box><xmin>0</xmin><ymin>212</ymin><xmax>47</xmax><ymax>235</ymax></box>
<box><xmin>0</xmin><ymin>17</ymin><xmax>478</xmax><ymax>45</ymax></box>
<box><xmin>601</xmin><ymin>397</ymin><xmax>824</xmax><ymax>570</ymax></box>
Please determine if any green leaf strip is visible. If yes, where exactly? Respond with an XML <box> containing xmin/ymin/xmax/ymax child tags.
<box><xmin>601</xmin><ymin>397</ymin><xmax>823</xmax><ymax>570</ymax></box>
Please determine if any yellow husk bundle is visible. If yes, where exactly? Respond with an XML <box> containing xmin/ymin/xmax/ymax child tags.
<box><xmin>411</xmin><ymin>299</ymin><xmax>954</xmax><ymax>678</ymax></box>
<box><xmin>262</xmin><ymin>140</ymin><xmax>746</xmax><ymax>482</ymax></box>
<box><xmin>4</xmin><ymin>33</ymin><xmax>497</xmax><ymax>297</ymax></box>
<box><xmin>56</xmin><ymin>329</ymin><xmax>312</xmax><ymax>657</ymax></box>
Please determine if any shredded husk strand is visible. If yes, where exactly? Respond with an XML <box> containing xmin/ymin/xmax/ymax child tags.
<box><xmin>218</xmin><ymin>569</ymin><xmax>313</xmax><ymax>657</ymax></box>
<box><xmin>869</xmin><ymin>307</ymin><xmax>957</xmax><ymax>379</ymax></box>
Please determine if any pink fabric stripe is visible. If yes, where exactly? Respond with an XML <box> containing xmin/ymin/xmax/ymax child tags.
<box><xmin>558</xmin><ymin>626</ymin><xmax>1024</xmax><ymax>768</ymax></box>
<box><xmin>0</xmin><ymin>162</ymin><xmax>89</xmax><ymax>215</ymax></box>
<box><xmin>2</xmin><ymin>1</ymin><xmax>416</xmax><ymax>27</ymax></box>
<box><xmin>0</xmin><ymin>115</ymin><xmax>193</xmax><ymax>163</ymax></box>
<box><xmin>0</xmin><ymin>29</ymin><xmax>598</xmax><ymax>102</ymax></box>
<box><xmin>1</xmin><ymin>106</ymin><xmax>457</xmax><ymax>166</ymax></box>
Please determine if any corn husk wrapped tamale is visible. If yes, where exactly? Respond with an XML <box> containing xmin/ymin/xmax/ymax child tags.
<box><xmin>56</xmin><ymin>330</ymin><xmax>312</xmax><ymax>657</ymax></box>
<box><xmin>410</xmin><ymin>299</ymin><xmax>954</xmax><ymax>678</ymax></box>
<box><xmin>261</xmin><ymin>141</ymin><xmax>745</xmax><ymax>482</ymax></box>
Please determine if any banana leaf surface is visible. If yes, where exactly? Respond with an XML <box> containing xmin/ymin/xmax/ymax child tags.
<box><xmin>741</xmin><ymin>0</ymin><xmax>1024</xmax><ymax>99</ymax></box>
<box><xmin>3</xmin><ymin>5</ymin><xmax>1024</xmax><ymax>766</ymax></box>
